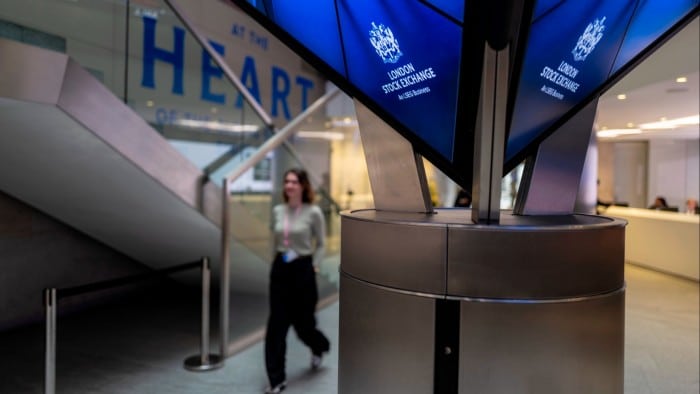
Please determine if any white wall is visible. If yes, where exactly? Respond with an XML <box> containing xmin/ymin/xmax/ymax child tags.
<box><xmin>613</xmin><ymin>141</ymin><xmax>648</xmax><ymax>207</ymax></box>
<box><xmin>648</xmin><ymin>139</ymin><xmax>700</xmax><ymax>209</ymax></box>
<box><xmin>685</xmin><ymin>140</ymin><xmax>700</xmax><ymax>203</ymax></box>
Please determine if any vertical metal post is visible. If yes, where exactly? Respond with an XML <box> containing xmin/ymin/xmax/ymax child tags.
<box><xmin>219</xmin><ymin>177</ymin><xmax>231</xmax><ymax>358</ymax></box>
<box><xmin>200</xmin><ymin>257</ymin><xmax>210</xmax><ymax>363</ymax></box>
<box><xmin>184</xmin><ymin>257</ymin><xmax>223</xmax><ymax>371</ymax></box>
<box><xmin>44</xmin><ymin>288</ymin><xmax>56</xmax><ymax>394</ymax></box>
<box><xmin>471</xmin><ymin>43</ymin><xmax>508</xmax><ymax>224</ymax></box>
<box><xmin>513</xmin><ymin>99</ymin><xmax>599</xmax><ymax>215</ymax></box>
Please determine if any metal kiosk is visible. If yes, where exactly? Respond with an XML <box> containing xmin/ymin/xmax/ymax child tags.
<box><xmin>337</xmin><ymin>43</ymin><xmax>626</xmax><ymax>394</ymax></box>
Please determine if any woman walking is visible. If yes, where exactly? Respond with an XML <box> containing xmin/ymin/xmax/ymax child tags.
<box><xmin>264</xmin><ymin>168</ymin><xmax>330</xmax><ymax>393</ymax></box>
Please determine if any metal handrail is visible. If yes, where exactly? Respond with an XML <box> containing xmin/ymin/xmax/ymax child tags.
<box><xmin>224</xmin><ymin>86</ymin><xmax>341</xmax><ymax>183</ymax></box>
<box><xmin>43</xmin><ymin>257</ymin><xmax>219</xmax><ymax>394</ymax></box>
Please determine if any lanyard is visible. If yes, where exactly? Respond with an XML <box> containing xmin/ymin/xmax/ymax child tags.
<box><xmin>283</xmin><ymin>205</ymin><xmax>301</xmax><ymax>248</ymax></box>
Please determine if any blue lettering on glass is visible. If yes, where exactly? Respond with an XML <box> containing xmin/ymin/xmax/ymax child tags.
<box><xmin>183</xmin><ymin>111</ymin><xmax>210</xmax><ymax>121</ymax></box>
<box><xmin>295</xmin><ymin>76</ymin><xmax>314</xmax><ymax>111</ymax></box>
<box><xmin>271</xmin><ymin>66</ymin><xmax>291</xmax><ymax>119</ymax></box>
<box><xmin>231</xmin><ymin>23</ymin><xmax>246</xmax><ymax>38</ymax></box>
<box><xmin>141</xmin><ymin>16</ymin><xmax>185</xmax><ymax>95</ymax></box>
<box><xmin>143</xmin><ymin>17</ymin><xmax>314</xmax><ymax>120</ymax></box>
<box><xmin>201</xmin><ymin>40</ymin><xmax>226</xmax><ymax>104</ymax></box>
<box><xmin>155</xmin><ymin>108</ymin><xmax>179</xmax><ymax>125</ymax></box>
<box><xmin>249</xmin><ymin>30</ymin><xmax>268</xmax><ymax>50</ymax></box>
<box><xmin>235</xmin><ymin>56</ymin><xmax>262</xmax><ymax>109</ymax></box>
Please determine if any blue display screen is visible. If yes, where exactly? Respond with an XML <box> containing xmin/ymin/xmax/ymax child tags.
<box><xmin>422</xmin><ymin>0</ymin><xmax>465</xmax><ymax>22</ymax></box>
<box><xmin>612</xmin><ymin>0</ymin><xmax>698</xmax><ymax>73</ymax></box>
<box><xmin>235</xmin><ymin>0</ymin><xmax>696</xmax><ymax>187</ymax></box>
<box><xmin>507</xmin><ymin>1</ymin><xmax>636</xmax><ymax>162</ymax></box>
<box><xmin>338</xmin><ymin>1</ymin><xmax>462</xmax><ymax>160</ymax></box>
<box><xmin>507</xmin><ymin>0</ymin><xmax>698</xmax><ymax>165</ymax></box>
<box><xmin>248</xmin><ymin>0</ymin><xmax>346</xmax><ymax>76</ymax></box>
<box><xmin>237</xmin><ymin>0</ymin><xmax>465</xmax><ymax>165</ymax></box>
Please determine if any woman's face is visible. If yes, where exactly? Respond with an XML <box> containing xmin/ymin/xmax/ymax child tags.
<box><xmin>284</xmin><ymin>172</ymin><xmax>302</xmax><ymax>201</ymax></box>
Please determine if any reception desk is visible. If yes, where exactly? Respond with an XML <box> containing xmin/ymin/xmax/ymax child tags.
<box><xmin>602</xmin><ymin>206</ymin><xmax>699</xmax><ymax>281</ymax></box>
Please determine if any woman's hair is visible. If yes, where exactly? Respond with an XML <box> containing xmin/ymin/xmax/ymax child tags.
<box><xmin>283</xmin><ymin>168</ymin><xmax>315</xmax><ymax>203</ymax></box>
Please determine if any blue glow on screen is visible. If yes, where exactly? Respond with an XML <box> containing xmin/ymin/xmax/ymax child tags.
<box><xmin>265</xmin><ymin>0</ymin><xmax>346</xmax><ymax>75</ymax></box>
<box><xmin>338</xmin><ymin>0</ymin><xmax>462</xmax><ymax>160</ymax></box>
<box><xmin>509</xmin><ymin>0</ymin><xmax>697</xmax><ymax>164</ymax></box>
<box><xmin>507</xmin><ymin>0</ymin><xmax>636</xmax><ymax>162</ymax></box>
<box><xmin>241</xmin><ymin>0</ymin><xmax>696</xmax><ymax>181</ymax></box>
<box><xmin>422</xmin><ymin>0</ymin><xmax>465</xmax><ymax>22</ymax></box>
<box><xmin>612</xmin><ymin>0</ymin><xmax>699</xmax><ymax>73</ymax></box>
<box><xmin>532</xmin><ymin>0</ymin><xmax>565</xmax><ymax>21</ymax></box>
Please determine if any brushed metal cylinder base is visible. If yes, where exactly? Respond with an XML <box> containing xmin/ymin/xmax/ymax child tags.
<box><xmin>339</xmin><ymin>209</ymin><xmax>626</xmax><ymax>394</ymax></box>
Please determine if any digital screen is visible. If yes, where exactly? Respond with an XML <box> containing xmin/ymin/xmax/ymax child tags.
<box><xmin>507</xmin><ymin>1</ymin><xmax>636</xmax><ymax>162</ymax></box>
<box><xmin>236</xmin><ymin>0</ymin><xmax>697</xmax><ymax>189</ymax></box>
<box><xmin>256</xmin><ymin>0</ymin><xmax>346</xmax><ymax>76</ymax></box>
<box><xmin>237</xmin><ymin>0</ymin><xmax>465</xmax><ymax>167</ymax></box>
<box><xmin>338</xmin><ymin>1</ymin><xmax>462</xmax><ymax>160</ymax></box>
<box><xmin>506</xmin><ymin>0</ymin><xmax>698</xmax><ymax>167</ymax></box>
<box><xmin>422</xmin><ymin>0</ymin><xmax>465</xmax><ymax>22</ymax></box>
<box><xmin>612</xmin><ymin>0</ymin><xmax>698</xmax><ymax>73</ymax></box>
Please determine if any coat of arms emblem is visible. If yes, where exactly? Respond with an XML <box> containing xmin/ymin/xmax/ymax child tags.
<box><xmin>369</xmin><ymin>22</ymin><xmax>403</xmax><ymax>64</ymax></box>
<box><xmin>572</xmin><ymin>17</ymin><xmax>606</xmax><ymax>62</ymax></box>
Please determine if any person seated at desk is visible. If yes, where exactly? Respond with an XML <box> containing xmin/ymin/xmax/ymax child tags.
<box><xmin>454</xmin><ymin>189</ymin><xmax>472</xmax><ymax>208</ymax></box>
<box><xmin>686</xmin><ymin>198</ymin><xmax>700</xmax><ymax>214</ymax></box>
<box><xmin>648</xmin><ymin>196</ymin><xmax>669</xmax><ymax>210</ymax></box>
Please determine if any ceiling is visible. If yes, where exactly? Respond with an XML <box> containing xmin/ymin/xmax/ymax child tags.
<box><xmin>595</xmin><ymin>17</ymin><xmax>699</xmax><ymax>141</ymax></box>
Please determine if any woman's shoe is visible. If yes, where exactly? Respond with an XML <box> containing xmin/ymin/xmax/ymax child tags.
<box><xmin>265</xmin><ymin>381</ymin><xmax>286</xmax><ymax>393</ymax></box>
<box><xmin>311</xmin><ymin>354</ymin><xmax>323</xmax><ymax>370</ymax></box>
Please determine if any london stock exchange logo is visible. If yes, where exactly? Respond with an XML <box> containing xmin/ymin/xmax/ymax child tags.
<box><xmin>572</xmin><ymin>16</ymin><xmax>606</xmax><ymax>62</ymax></box>
<box><xmin>369</xmin><ymin>22</ymin><xmax>403</xmax><ymax>64</ymax></box>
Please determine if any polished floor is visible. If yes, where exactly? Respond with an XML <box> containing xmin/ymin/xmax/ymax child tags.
<box><xmin>0</xmin><ymin>263</ymin><xmax>697</xmax><ymax>393</ymax></box>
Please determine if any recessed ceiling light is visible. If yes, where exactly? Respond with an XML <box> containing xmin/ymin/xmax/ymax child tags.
<box><xmin>175</xmin><ymin>120</ymin><xmax>259</xmax><ymax>133</ymax></box>
<box><xmin>639</xmin><ymin>115</ymin><xmax>700</xmax><ymax>130</ymax></box>
<box><xmin>597</xmin><ymin>129</ymin><xmax>642</xmax><ymax>138</ymax></box>
<box><xmin>297</xmin><ymin>131</ymin><xmax>345</xmax><ymax>140</ymax></box>
<box><xmin>617</xmin><ymin>94</ymin><xmax>627</xmax><ymax>100</ymax></box>
<box><xmin>676</xmin><ymin>76</ymin><xmax>687</xmax><ymax>83</ymax></box>
<box><xmin>146</xmin><ymin>100</ymin><xmax>154</xmax><ymax>107</ymax></box>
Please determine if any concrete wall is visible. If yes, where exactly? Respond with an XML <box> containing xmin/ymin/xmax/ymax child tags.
<box><xmin>0</xmin><ymin>190</ymin><xmax>148</xmax><ymax>331</ymax></box>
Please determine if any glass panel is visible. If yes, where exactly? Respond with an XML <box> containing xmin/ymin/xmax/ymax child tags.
<box><xmin>127</xmin><ymin>0</ymin><xmax>273</xmax><ymax>175</ymax></box>
<box><xmin>228</xmin><ymin>139</ymin><xmax>343</xmax><ymax>292</ymax></box>
<box><xmin>0</xmin><ymin>0</ymin><xmax>128</xmax><ymax>98</ymax></box>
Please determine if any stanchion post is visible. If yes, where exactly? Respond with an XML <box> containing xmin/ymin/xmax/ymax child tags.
<box><xmin>44</xmin><ymin>288</ymin><xmax>56</xmax><ymax>394</ymax></box>
<box><xmin>220</xmin><ymin>177</ymin><xmax>231</xmax><ymax>358</ymax></box>
<box><xmin>184</xmin><ymin>257</ymin><xmax>224</xmax><ymax>371</ymax></box>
